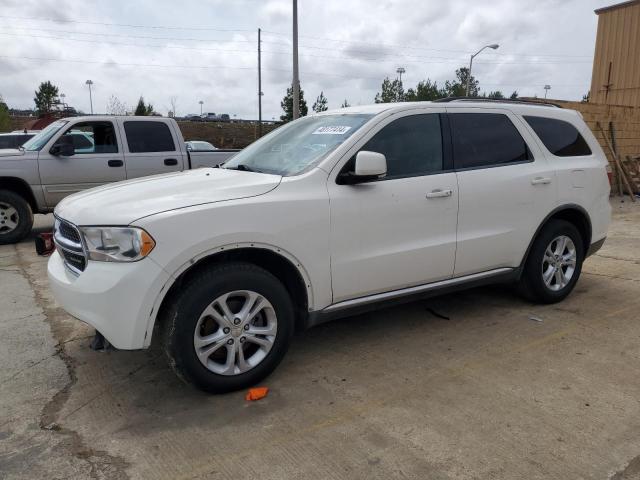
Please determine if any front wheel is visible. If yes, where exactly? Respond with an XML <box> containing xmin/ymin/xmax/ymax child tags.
<box><xmin>519</xmin><ymin>219</ymin><xmax>584</xmax><ymax>303</ymax></box>
<box><xmin>161</xmin><ymin>262</ymin><xmax>295</xmax><ymax>393</ymax></box>
<box><xmin>0</xmin><ymin>190</ymin><xmax>34</xmax><ymax>245</ymax></box>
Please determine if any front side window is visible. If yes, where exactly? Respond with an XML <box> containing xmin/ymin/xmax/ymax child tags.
<box><xmin>224</xmin><ymin>114</ymin><xmax>373</xmax><ymax>176</ymax></box>
<box><xmin>356</xmin><ymin>114</ymin><xmax>443</xmax><ymax>178</ymax></box>
<box><xmin>59</xmin><ymin>122</ymin><xmax>118</xmax><ymax>154</ymax></box>
<box><xmin>124</xmin><ymin>121</ymin><xmax>176</xmax><ymax>153</ymax></box>
<box><xmin>450</xmin><ymin>113</ymin><xmax>530</xmax><ymax>169</ymax></box>
<box><xmin>524</xmin><ymin>116</ymin><xmax>592</xmax><ymax>157</ymax></box>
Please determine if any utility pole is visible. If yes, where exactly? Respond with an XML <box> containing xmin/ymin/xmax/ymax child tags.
<box><xmin>85</xmin><ymin>80</ymin><xmax>93</xmax><ymax>114</ymax></box>
<box><xmin>258</xmin><ymin>28</ymin><xmax>263</xmax><ymax>137</ymax></box>
<box><xmin>292</xmin><ymin>0</ymin><xmax>300</xmax><ymax>120</ymax></box>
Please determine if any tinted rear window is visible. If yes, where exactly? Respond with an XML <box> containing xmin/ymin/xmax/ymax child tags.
<box><xmin>450</xmin><ymin>113</ymin><xmax>530</xmax><ymax>169</ymax></box>
<box><xmin>124</xmin><ymin>121</ymin><xmax>176</xmax><ymax>153</ymax></box>
<box><xmin>524</xmin><ymin>116</ymin><xmax>592</xmax><ymax>157</ymax></box>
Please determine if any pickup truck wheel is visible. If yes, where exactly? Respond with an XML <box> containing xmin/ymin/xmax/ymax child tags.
<box><xmin>519</xmin><ymin>219</ymin><xmax>584</xmax><ymax>304</ymax></box>
<box><xmin>0</xmin><ymin>190</ymin><xmax>33</xmax><ymax>245</ymax></box>
<box><xmin>162</xmin><ymin>262</ymin><xmax>294</xmax><ymax>393</ymax></box>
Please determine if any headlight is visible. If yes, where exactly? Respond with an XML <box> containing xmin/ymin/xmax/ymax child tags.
<box><xmin>79</xmin><ymin>227</ymin><xmax>156</xmax><ymax>262</ymax></box>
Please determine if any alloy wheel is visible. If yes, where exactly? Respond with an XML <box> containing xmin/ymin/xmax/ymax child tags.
<box><xmin>541</xmin><ymin>235</ymin><xmax>577</xmax><ymax>291</ymax></box>
<box><xmin>0</xmin><ymin>201</ymin><xmax>19</xmax><ymax>234</ymax></box>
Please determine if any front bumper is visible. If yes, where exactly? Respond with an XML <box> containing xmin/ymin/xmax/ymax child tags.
<box><xmin>47</xmin><ymin>251</ymin><xmax>171</xmax><ymax>349</ymax></box>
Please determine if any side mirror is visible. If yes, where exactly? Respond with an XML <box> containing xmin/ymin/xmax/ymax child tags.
<box><xmin>51</xmin><ymin>136</ymin><xmax>75</xmax><ymax>157</ymax></box>
<box><xmin>338</xmin><ymin>151</ymin><xmax>387</xmax><ymax>185</ymax></box>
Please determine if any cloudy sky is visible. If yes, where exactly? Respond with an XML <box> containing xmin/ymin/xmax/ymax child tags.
<box><xmin>0</xmin><ymin>0</ymin><xmax>620</xmax><ymax>119</ymax></box>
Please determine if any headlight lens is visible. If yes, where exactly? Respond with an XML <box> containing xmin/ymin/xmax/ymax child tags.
<box><xmin>80</xmin><ymin>227</ymin><xmax>155</xmax><ymax>262</ymax></box>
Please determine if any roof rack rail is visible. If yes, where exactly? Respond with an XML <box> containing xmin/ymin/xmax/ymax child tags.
<box><xmin>432</xmin><ymin>97</ymin><xmax>562</xmax><ymax>108</ymax></box>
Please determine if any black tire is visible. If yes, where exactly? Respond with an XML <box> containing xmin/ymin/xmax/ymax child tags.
<box><xmin>161</xmin><ymin>261</ymin><xmax>295</xmax><ymax>393</ymax></box>
<box><xmin>519</xmin><ymin>219</ymin><xmax>585</xmax><ymax>304</ymax></box>
<box><xmin>0</xmin><ymin>189</ymin><xmax>34</xmax><ymax>245</ymax></box>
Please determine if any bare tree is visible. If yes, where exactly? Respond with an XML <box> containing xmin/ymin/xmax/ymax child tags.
<box><xmin>168</xmin><ymin>96</ymin><xmax>178</xmax><ymax>118</ymax></box>
<box><xmin>106</xmin><ymin>95</ymin><xmax>127</xmax><ymax>115</ymax></box>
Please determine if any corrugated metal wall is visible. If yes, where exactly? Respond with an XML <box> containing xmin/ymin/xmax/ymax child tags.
<box><xmin>590</xmin><ymin>1</ymin><xmax>640</xmax><ymax>106</ymax></box>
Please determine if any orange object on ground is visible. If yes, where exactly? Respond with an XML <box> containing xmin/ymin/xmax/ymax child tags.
<box><xmin>245</xmin><ymin>387</ymin><xmax>269</xmax><ymax>401</ymax></box>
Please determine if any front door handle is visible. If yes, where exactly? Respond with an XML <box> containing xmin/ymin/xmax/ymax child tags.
<box><xmin>164</xmin><ymin>158</ymin><xmax>178</xmax><ymax>166</ymax></box>
<box><xmin>531</xmin><ymin>177</ymin><xmax>552</xmax><ymax>185</ymax></box>
<box><xmin>108</xmin><ymin>159</ymin><xmax>123</xmax><ymax>167</ymax></box>
<box><xmin>426</xmin><ymin>188</ymin><xmax>453</xmax><ymax>199</ymax></box>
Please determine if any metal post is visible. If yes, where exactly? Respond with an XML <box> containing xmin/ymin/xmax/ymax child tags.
<box><xmin>258</xmin><ymin>28</ymin><xmax>263</xmax><ymax>137</ymax></box>
<box><xmin>465</xmin><ymin>55</ymin><xmax>473</xmax><ymax>97</ymax></box>
<box><xmin>85</xmin><ymin>80</ymin><xmax>94</xmax><ymax>114</ymax></box>
<box><xmin>292</xmin><ymin>0</ymin><xmax>300</xmax><ymax>119</ymax></box>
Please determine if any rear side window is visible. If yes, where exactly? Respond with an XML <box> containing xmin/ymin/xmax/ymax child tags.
<box><xmin>450</xmin><ymin>113</ymin><xmax>530</xmax><ymax>169</ymax></box>
<box><xmin>124</xmin><ymin>121</ymin><xmax>175</xmax><ymax>153</ymax></box>
<box><xmin>524</xmin><ymin>116</ymin><xmax>592</xmax><ymax>157</ymax></box>
<box><xmin>358</xmin><ymin>114</ymin><xmax>443</xmax><ymax>178</ymax></box>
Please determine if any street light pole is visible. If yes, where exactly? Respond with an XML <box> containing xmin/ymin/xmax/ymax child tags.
<box><xmin>544</xmin><ymin>84</ymin><xmax>551</xmax><ymax>99</ymax></box>
<box><xmin>396</xmin><ymin>67</ymin><xmax>405</xmax><ymax>102</ymax></box>
<box><xmin>292</xmin><ymin>0</ymin><xmax>300</xmax><ymax>120</ymax></box>
<box><xmin>199</xmin><ymin>100</ymin><xmax>203</xmax><ymax>116</ymax></box>
<box><xmin>465</xmin><ymin>44</ymin><xmax>499</xmax><ymax>97</ymax></box>
<box><xmin>85</xmin><ymin>80</ymin><xmax>93</xmax><ymax>114</ymax></box>
<box><xmin>258</xmin><ymin>27</ymin><xmax>263</xmax><ymax>137</ymax></box>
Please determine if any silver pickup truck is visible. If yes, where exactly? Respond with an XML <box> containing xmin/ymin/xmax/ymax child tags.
<box><xmin>0</xmin><ymin>116</ymin><xmax>239</xmax><ymax>244</ymax></box>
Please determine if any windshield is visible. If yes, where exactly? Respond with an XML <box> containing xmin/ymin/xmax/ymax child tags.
<box><xmin>223</xmin><ymin>114</ymin><xmax>373</xmax><ymax>176</ymax></box>
<box><xmin>22</xmin><ymin>120</ymin><xmax>69</xmax><ymax>151</ymax></box>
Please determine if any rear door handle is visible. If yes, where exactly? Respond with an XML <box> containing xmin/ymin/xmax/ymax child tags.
<box><xmin>426</xmin><ymin>189</ymin><xmax>453</xmax><ymax>199</ymax></box>
<box><xmin>107</xmin><ymin>159</ymin><xmax>123</xmax><ymax>167</ymax></box>
<box><xmin>164</xmin><ymin>158</ymin><xmax>178</xmax><ymax>166</ymax></box>
<box><xmin>531</xmin><ymin>177</ymin><xmax>552</xmax><ymax>185</ymax></box>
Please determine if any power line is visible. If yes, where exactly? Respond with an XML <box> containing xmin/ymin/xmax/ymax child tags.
<box><xmin>0</xmin><ymin>15</ymin><xmax>254</xmax><ymax>32</ymax></box>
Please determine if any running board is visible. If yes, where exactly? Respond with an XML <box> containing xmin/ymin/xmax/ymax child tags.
<box><xmin>306</xmin><ymin>268</ymin><xmax>516</xmax><ymax>328</ymax></box>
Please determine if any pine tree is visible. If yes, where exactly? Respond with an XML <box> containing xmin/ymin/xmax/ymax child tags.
<box><xmin>134</xmin><ymin>96</ymin><xmax>154</xmax><ymax>116</ymax></box>
<box><xmin>312</xmin><ymin>91</ymin><xmax>328</xmax><ymax>113</ymax></box>
<box><xmin>33</xmin><ymin>81</ymin><xmax>59</xmax><ymax>114</ymax></box>
<box><xmin>374</xmin><ymin>77</ymin><xmax>405</xmax><ymax>103</ymax></box>
<box><xmin>0</xmin><ymin>95</ymin><xmax>10</xmax><ymax>132</ymax></box>
<box><xmin>340</xmin><ymin>99</ymin><xmax>350</xmax><ymax>108</ymax></box>
<box><xmin>280</xmin><ymin>85</ymin><xmax>308</xmax><ymax>122</ymax></box>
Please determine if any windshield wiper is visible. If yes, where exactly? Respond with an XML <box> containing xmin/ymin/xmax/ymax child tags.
<box><xmin>226</xmin><ymin>164</ymin><xmax>260</xmax><ymax>172</ymax></box>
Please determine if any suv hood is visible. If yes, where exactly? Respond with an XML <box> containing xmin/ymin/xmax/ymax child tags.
<box><xmin>55</xmin><ymin>168</ymin><xmax>282</xmax><ymax>225</ymax></box>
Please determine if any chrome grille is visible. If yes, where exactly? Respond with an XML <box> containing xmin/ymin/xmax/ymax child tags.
<box><xmin>54</xmin><ymin>217</ymin><xmax>87</xmax><ymax>274</ymax></box>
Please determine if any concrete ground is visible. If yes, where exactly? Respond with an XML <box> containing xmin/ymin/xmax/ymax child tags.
<box><xmin>1</xmin><ymin>199</ymin><xmax>640</xmax><ymax>480</ymax></box>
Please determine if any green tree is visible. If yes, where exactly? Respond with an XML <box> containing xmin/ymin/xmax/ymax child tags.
<box><xmin>444</xmin><ymin>67</ymin><xmax>478</xmax><ymax>97</ymax></box>
<box><xmin>312</xmin><ymin>91</ymin><xmax>328</xmax><ymax>113</ymax></box>
<box><xmin>487</xmin><ymin>91</ymin><xmax>505</xmax><ymax>99</ymax></box>
<box><xmin>509</xmin><ymin>90</ymin><xmax>519</xmax><ymax>100</ymax></box>
<box><xmin>134</xmin><ymin>96</ymin><xmax>153</xmax><ymax>116</ymax></box>
<box><xmin>405</xmin><ymin>79</ymin><xmax>446</xmax><ymax>101</ymax></box>
<box><xmin>340</xmin><ymin>99</ymin><xmax>350</xmax><ymax>108</ymax></box>
<box><xmin>280</xmin><ymin>84</ymin><xmax>308</xmax><ymax>122</ymax></box>
<box><xmin>33</xmin><ymin>81</ymin><xmax>59</xmax><ymax>114</ymax></box>
<box><xmin>374</xmin><ymin>77</ymin><xmax>405</xmax><ymax>103</ymax></box>
<box><xmin>0</xmin><ymin>95</ymin><xmax>10</xmax><ymax>132</ymax></box>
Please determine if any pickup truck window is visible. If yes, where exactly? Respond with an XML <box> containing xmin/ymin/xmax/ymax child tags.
<box><xmin>223</xmin><ymin>114</ymin><xmax>373</xmax><ymax>176</ymax></box>
<box><xmin>22</xmin><ymin>120</ymin><xmax>68</xmax><ymax>151</ymax></box>
<box><xmin>60</xmin><ymin>122</ymin><xmax>118</xmax><ymax>154</ymax></box>
<box><xmin>123</xmin><ymin>121</ymin><xmax>176</xmax><ymax>153</ymax></box>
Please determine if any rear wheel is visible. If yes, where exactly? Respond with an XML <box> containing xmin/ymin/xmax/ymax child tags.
<box><xmin>0</xmin><ymin>190</ymin><xmax>33</xmax><ymax>245</ymax></box>
<box><xmin>161</xmin><ymin>262</ymin><xmax>294</xmax><ymax>393</ymax></box>
<box><xmin>519</xmin><ymin>219</ymin><xmax>584</xmax><ymax>303</ymax></box>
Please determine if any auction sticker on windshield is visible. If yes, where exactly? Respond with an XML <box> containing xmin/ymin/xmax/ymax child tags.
<box><xmin>312</xmin><ymin>126</ymin><xmax>352</xmax><ymax>135</ymax></box>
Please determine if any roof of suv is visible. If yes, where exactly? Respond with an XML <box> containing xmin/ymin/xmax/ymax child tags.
<box><xmin>321</xmin><ymin>100</ymin><xmax>581</xmax><ymax>123</ymax></box>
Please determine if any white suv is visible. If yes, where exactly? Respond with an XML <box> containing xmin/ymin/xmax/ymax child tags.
<box><xmin>48</xmin><ymin>100</ymin><xmax>611</xmax><ymax>392</ymax></box>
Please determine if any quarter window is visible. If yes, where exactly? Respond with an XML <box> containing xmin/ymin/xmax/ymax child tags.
<box><xmin>450</xmin><ymin>113</ymin><xmax>530</xmax><ymax>169</ymax></box>
<box><xmin>124</xmin><ymin>121</ymin><xmax>175</xmax><ymax>153</ymax></box>
<box><xmin>354</xmin><ymin>114</ymin><xmax>443</xmax><ymax>178</ymax></box>
<box><xmin>60</xmin><ymin>122</ymin><xmax>118</xmax><ymax>154</ymax></box>
<box><xmin>524</xmin><ymin>116</ymin><xmax>592</xmax><ymax>157</ymax></box>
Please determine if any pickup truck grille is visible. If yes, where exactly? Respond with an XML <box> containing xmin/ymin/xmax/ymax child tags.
<box><xmin>53</xmin><ymin>217</ymin><xmax>87</xmax><ymax>274</ymax></box>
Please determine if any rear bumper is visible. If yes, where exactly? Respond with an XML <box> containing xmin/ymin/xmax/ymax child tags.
<box><xmin>47</xmin><ymin>251</ymin><xmax>171</xmax><ymax>349</ymax></box>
